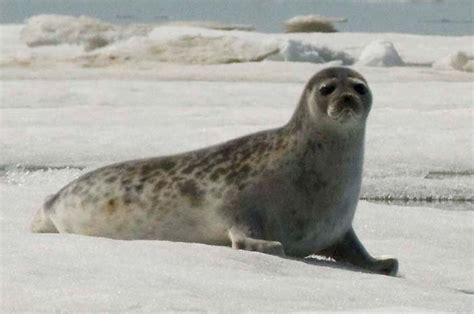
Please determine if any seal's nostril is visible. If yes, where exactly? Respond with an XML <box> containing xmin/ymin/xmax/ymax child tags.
<box><xmin>342</xmin><ymin>95</ymin><xmax>353</xmax><ymax>103</ymax></box>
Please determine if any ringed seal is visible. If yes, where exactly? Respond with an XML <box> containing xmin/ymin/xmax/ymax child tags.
<box><xmin>32</xmin><ymin>67</ymin><xmax>398</xmax><ymax>276</ymax></box>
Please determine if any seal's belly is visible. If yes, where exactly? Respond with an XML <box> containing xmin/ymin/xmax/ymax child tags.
<box><xmin>49</xmin><ymin>182</ymin><xmax>231</xmax><ymax>245</ymax></box>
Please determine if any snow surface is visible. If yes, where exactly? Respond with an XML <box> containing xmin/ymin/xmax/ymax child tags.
<box><xmin>0</xmin><ymin>19</ymin><xmax>473</xmax><ymax>312</ymax></box>
<box><xmin>1</xmin><ymin>175</ymin><xmax>472</xmax><ymax>312</ymax></box>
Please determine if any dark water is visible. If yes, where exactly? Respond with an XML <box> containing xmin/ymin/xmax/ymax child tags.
<box><xmin>366</xmin><ymin>200</ymin><xmax>473</xmax><ymax>211</ymax></box>
<box><xmin>1</xmin><ymin>0</ymin><xmax>473</xmax><ymax>35</ymax></box>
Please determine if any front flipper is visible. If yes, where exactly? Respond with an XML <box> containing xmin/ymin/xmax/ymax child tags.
<box><xmin>228</xmin><ymin>227</ymin><xmax>285</xmax><ymax>256</ymax></box>
<box><xmin>318</xmin><ymin>228</ymin><xmax>398</xmax><ymax>276</ymax></box>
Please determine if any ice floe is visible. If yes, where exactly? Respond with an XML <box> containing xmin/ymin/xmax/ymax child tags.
<box><xmin>357</xmin><ymin>40</ymin><xmax>405</xmax><ymax>67</ymax></box>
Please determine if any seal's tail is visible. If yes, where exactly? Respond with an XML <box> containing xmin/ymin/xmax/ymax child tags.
<box><xmin>31</xmin><ymin>195</ymin><xmax>59</xmax><ymax>233</ymax></box>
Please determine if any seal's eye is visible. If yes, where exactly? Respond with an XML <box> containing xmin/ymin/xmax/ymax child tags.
<box><xmin>319</xmin><ymin>84</ymin><xmax>335</xmax><ymax>96</ymax></box>
<box><xmin>353</xmin><ymin>83</ymin><xmax>368</xmax><ymax>95</ymax></box>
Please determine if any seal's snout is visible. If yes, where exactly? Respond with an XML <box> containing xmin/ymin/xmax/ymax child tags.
<box><xmin>340</xmin><ymin>94</ymin><xmax>357</xmax><ymax>107</ymax></box>
<box><xmin>327</xmin><ymin>93</ymin><xmax>363</xmax><ymax>121</ymax></box>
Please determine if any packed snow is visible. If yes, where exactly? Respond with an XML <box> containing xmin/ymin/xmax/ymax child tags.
<box><xmin>2</xmin><ymin>16</ymin><xmax>473</xmax><ymax>68</ymax></box>
<box><xmin>0</xmin><ymin>15</ymin><xmax>473</xmax><ymax>312</ymax></box>
<box><xmin>268</xmin><ymin>39</ymin><xmax>353</xmax><ymax>64</ymax></box>
<box><xmin>356</xmin><ymin>40</ymin><xmax>405</xmax><ymax>67</ymax></box>
<box><xmin>20</xmin><ymin>15</ymin><xmax>153</xmax><ymax>49</ymax></box>
<box><xmin>81</xmin><ymin>27</ymin><xmax>280</xmax><ymax>65</ymax></box>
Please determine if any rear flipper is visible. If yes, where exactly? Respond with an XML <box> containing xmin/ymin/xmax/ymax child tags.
<box><xmin>228</xmin><ymin>227</ymin><xmax>285</xmax><ymax>256</ymax></box>
<box><xmin>31</xmin><ymin>195</ymin><xmax>59</xmax><ymax>233</ymax></box>
<box><xmin>317</xmin><ymin>227</ymin><xmax>398</xmax><ymax>276</ymax></box>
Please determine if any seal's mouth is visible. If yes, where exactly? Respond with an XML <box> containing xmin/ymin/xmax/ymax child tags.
<box><xmin>327</xmin><ymin>94</ymin><xmax>363</xmax><ymax>121</ymax></box>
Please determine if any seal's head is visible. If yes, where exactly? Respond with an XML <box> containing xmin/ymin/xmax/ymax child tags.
<box><xmin>304</xmin><ymin>67</ymin><xmax>372</xmax><ymax>125</ymax></box>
